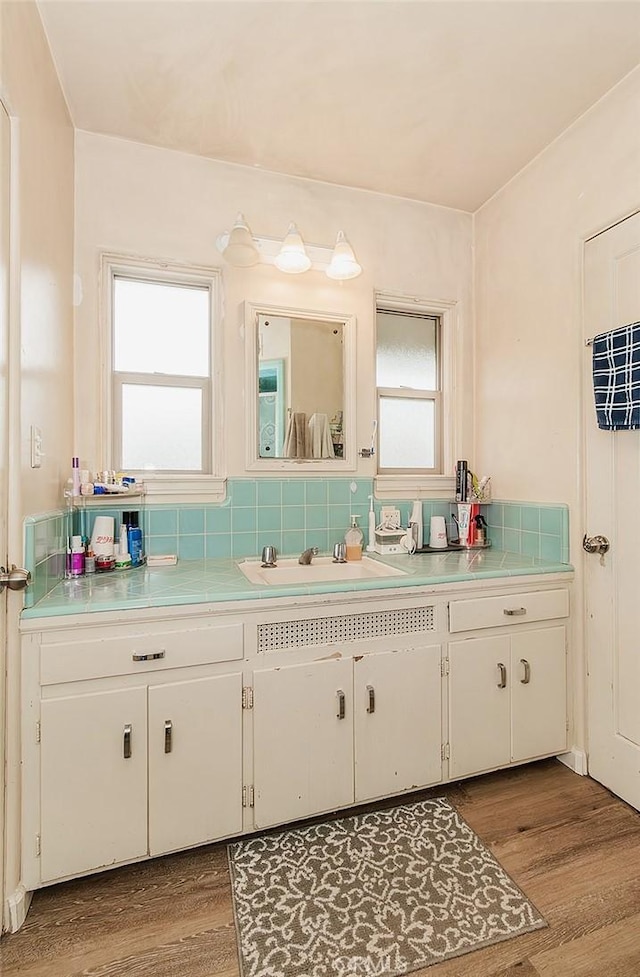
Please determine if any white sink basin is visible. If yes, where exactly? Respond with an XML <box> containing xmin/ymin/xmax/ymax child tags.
<box><xmin>238</xmin><ymin>555</ymin><xmax>406</xmax><ymax>587</ymax></box>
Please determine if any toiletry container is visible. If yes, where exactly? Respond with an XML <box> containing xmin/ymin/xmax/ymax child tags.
<box><xmin>125</xmin><ymin>511</ymin><xmax>144</xmax><ymax>567</ymax></box>
<box><xmin>345</xmin><ymin>515</ymin><xmax>364</xmax><ymax>561</ymax></box>
<box><xmin>429</xmin><ymin>516</ymin><xmax>448</xmax><ymax>549</ymax></box>
<box><xmin>90</xmin><ymin>515</ymin><xmax>115</xmax><ymax>557</ymax></box>
<box><xmin>366</xmin><ymin>495</ymin><xmax>376</xmax><ymax>552</ymax></box>
<box><xmin>69</xmin><ymin>535</ymin><xmax>85</xmax><ymax>576</ymax></box>
<box><xmin>409</xmin><ymin>500</ymin><xmax>423</xmax><ymax>550</ymax></box>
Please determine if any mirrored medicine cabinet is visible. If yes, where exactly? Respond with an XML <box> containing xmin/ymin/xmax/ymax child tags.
<box><xmin>244</xmin><ymin>303</ymin><xmax>356</xmax><ymax>471</ymax></box>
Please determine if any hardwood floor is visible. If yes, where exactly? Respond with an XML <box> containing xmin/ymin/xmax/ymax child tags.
<box><xmin>2</xmin><ymin>760</ymin><xmax>639</xmax><ymax>977</ymax></box>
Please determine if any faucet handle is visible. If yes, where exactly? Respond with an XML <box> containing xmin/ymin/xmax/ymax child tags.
<box><xmin>332</xmin><ymin>542</ymin><xmax>347</xmax><ymax>563</ymax></box>
<box><xmin>261</xmin><ymin>545</ymin><xmax>277</xmax><ymax>567</ymax></box>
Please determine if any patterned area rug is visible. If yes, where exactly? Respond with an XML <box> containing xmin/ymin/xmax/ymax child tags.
<box><xmin>228</xmin><ymin>798</ymin><xmax>546</xmax><ymax>977</ymax></box>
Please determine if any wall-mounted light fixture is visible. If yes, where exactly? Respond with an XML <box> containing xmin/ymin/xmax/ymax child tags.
<box><xmin>217</xmin><ymin>215</ymin><xmax>362</xmax><ymax>280</ymax></box>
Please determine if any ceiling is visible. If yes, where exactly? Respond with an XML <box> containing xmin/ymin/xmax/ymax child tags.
<box><xmin>37</xmin><ymin>1</ymin><xmax>640</xmax><ymax>212</ymax></box>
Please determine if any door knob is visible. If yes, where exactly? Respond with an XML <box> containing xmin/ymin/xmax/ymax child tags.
<box><xmin>0</xmin><ymin>565</ymin><xmax>32</xmax><ymax>593</ymax></box>
<box><xmin>582</xmin><ymin>534</ymin><xmax>610</xmax><ymax>556</ymax></box>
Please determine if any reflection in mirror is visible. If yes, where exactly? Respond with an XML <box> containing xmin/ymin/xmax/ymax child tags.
<box><xmin>258</xmin><ymin>314</ymin><xmax>345</xmax><ymax>459</ymax></box>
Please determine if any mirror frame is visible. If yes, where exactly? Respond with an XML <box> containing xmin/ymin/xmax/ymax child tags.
<box><xmin>244</xmin><ymin>301</ymin><xmax>357</xmax><ymax>471</ymax></box>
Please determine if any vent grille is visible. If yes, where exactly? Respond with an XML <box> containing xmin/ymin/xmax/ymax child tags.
<box><xmin>258</xmin><ymin>606</ymin><xmax>435</xmax><ymax>653</ymax></box>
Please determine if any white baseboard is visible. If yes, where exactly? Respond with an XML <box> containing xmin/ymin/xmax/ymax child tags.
<box><xmin>557</xmin><ymin>748</ymin><xmax>588</xmax><ymax>776</ymax></box>
<box><xmin>6</xmin><ymin>883</ymin><xmax>32</xmax><ymax>933</ymax></box>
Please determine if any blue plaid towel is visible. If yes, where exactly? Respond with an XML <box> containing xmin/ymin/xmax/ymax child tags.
<box><xmin>592</xmin><ymin>321</ymin><xmax>640</xmax><ymax>430</ymax></box>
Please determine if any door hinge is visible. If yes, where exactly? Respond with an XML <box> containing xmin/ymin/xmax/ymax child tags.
<box><xmin>441</xmin><ymin>743</ymin><xmax>450</xmax><ymax>761</ymax></box>
<box><xmin>566</xmin><ymin>718</ymin><xmax>570</xmax><ymax>732</ymax></box>
<box><xmin>242</xmin><ymin>686</ymin><xmax>254</xmax><ymax>710</ymax></box>
<box><xmin>440</xmin><ymin>658</ymin><xmax>449</xmax><ymax>677</ymax></box>
<box><xmin>242</xmin><ymin>785</ymin><xmax>255</xmax><ymax>808</ymax></box>
<box><xmin>35</xmin><ymin>834</ymin><xmax>41</xmax><ymax>857</ymax></box>
<box><xmin>35</xmin><ymin>721</ymin><xmax>41</xmax><ymax>744</ymax></box>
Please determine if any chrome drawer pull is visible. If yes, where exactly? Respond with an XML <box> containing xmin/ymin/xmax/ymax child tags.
<box><xmin>366</xmin><ymin>685</ymin><xmax>376</xmax><ymax>714</ymax></box>
<box><xmin>123</xmin><ymin>724</ymin><xmax>132</xmax><ymax>759</ymax></box>
<box><xmin>164</xmin><ymin>720</ymin><xmax>173</xmax><ymax>753</ymax></box>
<box><xmin>520</xmin><ymin>659</ymin><xmax>531</xmax><ymax>685</ymax></box>
<box><xmin>503</xmin><ymin>607</ymin><xmax>527</xmax><ymax>617</ymax></box>
<box><xmin>336</xmin><ymin>689</ymin><xmax>346</xmax><ymax>720</ymax></box>
<box><xmin>132</xmin><ymin>650</ymin><xmax>166</xmax><ymax>662</ymax></box>
<box><xmin>497</xmin><ymin>663</ymin><xmax>507</xmax><ymax>689</ymax></box>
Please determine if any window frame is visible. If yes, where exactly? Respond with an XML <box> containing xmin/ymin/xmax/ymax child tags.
<box><xmin>101</xmin><ymin>254</ymin><xmax>225</xmax><ymax>501</ymax></box>
<box><xmin>374</xmin><ymin>292</ymin><xmax>460</xmax><ymax>500</ymax></box>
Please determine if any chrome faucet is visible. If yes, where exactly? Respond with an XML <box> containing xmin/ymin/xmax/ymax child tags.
<box><xmin>298</xmin><ymin>546</ymin><xmax>319</xmax><ymax>565</ymax></box>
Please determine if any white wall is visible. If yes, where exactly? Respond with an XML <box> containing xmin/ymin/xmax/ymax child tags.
<box><xmin>0</xmin><ymin>0</ymin><xmax>74</xmax><ymax>929</ymax></box>
<box><xmin>73</xmin><ymin>130</ymin><xmax>474</xmax><ymax>479</ymax></box>
<box><xmin>1</xmin><ymin>1</ymin><xmax>75</xmax><ymax>517</ymax></box>
<box><xmin>474</xmin><ymin>66</ymin><xmax>640</xmax><ymax>758</ymax></box>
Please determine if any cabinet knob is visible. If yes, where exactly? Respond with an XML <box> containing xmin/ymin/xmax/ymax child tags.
<box><xmin>366</xmin><ymin>685</ymin><xmax>376</xmax><ymax>714</ymax></box>
<box><xmin>123</xmin><ymin>724</ymin><xmax>132</xmax><ymax>759</ymax></box>
<box><xmin>520</xmin><ymin>659</ymin><xmax>531</xmax><ymax>685</ymax></box>
<box><xmin>164</xmin><ymin>719</ymin><xmax>173</xmax><ymax>753</ymax></box>
<box><xmin>497</xmin><ymin>663</ymin><xmax>507</xmax><ymax>689</ymax></box>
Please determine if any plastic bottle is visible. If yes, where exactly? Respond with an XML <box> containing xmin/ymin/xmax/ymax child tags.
<box><xmin>126</xmin><ymin>511</ymin><xmax>144</xmax><ymax>567</ymax></box>
<box><xmin>345</xmin><ymin>515</ymin><xmax>364</xmax><ymax>561</ymax></box>
<box><xmin>69</xmin><ymin>535</ymin><xmax>85</xmax><ymax>576</ymax></box>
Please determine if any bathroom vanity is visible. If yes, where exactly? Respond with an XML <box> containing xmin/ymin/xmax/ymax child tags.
<box><xmin>20</xmin><ymin>555</ymin><xmax>571</xmax><ymax>890</ymax></box>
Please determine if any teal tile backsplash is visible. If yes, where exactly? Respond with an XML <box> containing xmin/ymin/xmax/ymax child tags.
<box><xmin>24</xmin><ymin>481</ymin><xmax>571</xmax><ymax>602</ymax></box>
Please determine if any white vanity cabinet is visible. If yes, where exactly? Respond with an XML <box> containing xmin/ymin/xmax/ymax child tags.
<box><xmin>21</xmin><ymin>573</ymin><xmax>571</xmax><ymax>892</ymax></box>
<box><xmin>22</xmin><ymin>617</ymin><xmax>245</xmax><ymax>887</ymax></box>
<box><xmin>252</xmin><ymin>643</ymin><xmax>443</xmax><ymax>829</ymax></box>
<box><xmin>447</xmin><ymin>588</ymin><xmax>569</xmax><ymax>779</ymax></box>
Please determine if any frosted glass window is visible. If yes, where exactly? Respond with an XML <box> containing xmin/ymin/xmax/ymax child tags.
<box><xmin>121</xmin><ymin>385</ymin><xmax>203</xmax><ymax>471</ymax></box>
<box><xmin>114</xmin><ymin>278</ymin><xmax>209</xmax><ymax>377</ymax></box>
<box><xmin>376</xmin><ymin>313</ymin><xmax>437</xmax><ymax>390</ymax></box>
<box><xmin>378</xmin><ymin>398</ymin><xmax>436</xmax><ymax>470</ymax></box>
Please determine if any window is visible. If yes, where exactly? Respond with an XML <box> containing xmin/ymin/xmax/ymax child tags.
<box><xmin>376</xmin><ymin>308</ymin><xmax>442</xmax><ymax>473</ymax></box>
<box><xmin>109</xmin><ymin>264</ymin><xmax>217</xmax><ymax>476</ymax></box>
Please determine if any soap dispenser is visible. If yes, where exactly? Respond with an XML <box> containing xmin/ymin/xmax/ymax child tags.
<box><xmin>345</xmin><ymin>515</ymin><xmax>364</xmax><ymax>562</ymax></box>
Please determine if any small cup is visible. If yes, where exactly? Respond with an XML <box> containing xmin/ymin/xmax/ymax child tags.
<box><xmin>429</xmin><ymin>515</ymin><xmax>448</xmax><ymax>549</ymax></box>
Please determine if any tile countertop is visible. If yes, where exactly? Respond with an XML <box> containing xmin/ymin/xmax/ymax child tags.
<box><xmin>21</xmin><ymin>550</ymin><xmax>574</xmax><ymax>620</ymax></box>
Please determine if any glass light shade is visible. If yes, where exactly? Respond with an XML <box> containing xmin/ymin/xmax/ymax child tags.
<box><xmin>326</xmin><ymin>231</ymin><xmax>362</xmax><ymax>280</ymax></box>
<box><xmin>274</xmin><ymin>223</ymin><xmax>311</xmax><ymax>274</ymax></box>
<box><xmin>222</xmin><ymin>213</ymin><xmax>259</xmax><ymax>267</ymax></box>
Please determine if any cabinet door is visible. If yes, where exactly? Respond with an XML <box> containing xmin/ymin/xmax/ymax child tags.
<box><xmin>449</xmin><ymin>636</ymin><xmax>511</xmax><ymax>779</ymax></box>
<box><xmin>355</xmin><ymin>645</ymin><xmax>442</xmax><ymax>802</ymax></box>
<box><xmin>41</xmin><ymin>687</ymin><xmax>147</xmax><ymax>882</ymax></box>
<box><xmin>148</xmin><ymin>673</ymin><xmax>243</xmax><ymax>856</ymax></box>
<box><xmin>253</xmin><ymin>658</ymin><xmax>353</xmax><ymax>828</ymax></box>
<box><xmin>511</xmin><ymin>626</ymin><xmax>567</xmax><ymax>762</ymax></box>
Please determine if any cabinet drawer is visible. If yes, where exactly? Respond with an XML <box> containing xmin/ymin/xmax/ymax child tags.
<box><xmin>448</xmin><ymin>589</ymin><xmax>569</xmax><ymax>634</ymax></box>
<box><xmin>40</xmin><ymin>621</ymin><xmax>243</xmax><ymax>685</ymax></box>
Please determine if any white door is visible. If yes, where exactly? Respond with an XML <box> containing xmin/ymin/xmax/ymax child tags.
<box><xmin>148</xmin><ymin>673</ymin><xmax>243</xmax><ymax>856</ymax></box>
<box><xmin>448</xmin><ymin>635</ymin><xmax>511</xmax><ymax>778</ymax></box>
<box><xmin>584</xmin><ymin>212</ymin><xmax>640</xmax><ymax>810</ymax></box>
<box><xmin>354</xmin><ymin>645</ymin><xmax>442</xmax><ymax>802</ymax></box>
<box><xmin>40</xmin><ymin>688</ymin><xmax>148</xmax><ymax>882</ymax></box>
<box><xmin>0</xmin><ymin>98</ymin><xmax>9</xmax><ymax>926</ymax></box>
<box><xmin>253</xmin><ymin>658</ymin><xmax>354</xmax><ymax>828</ymax></box>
